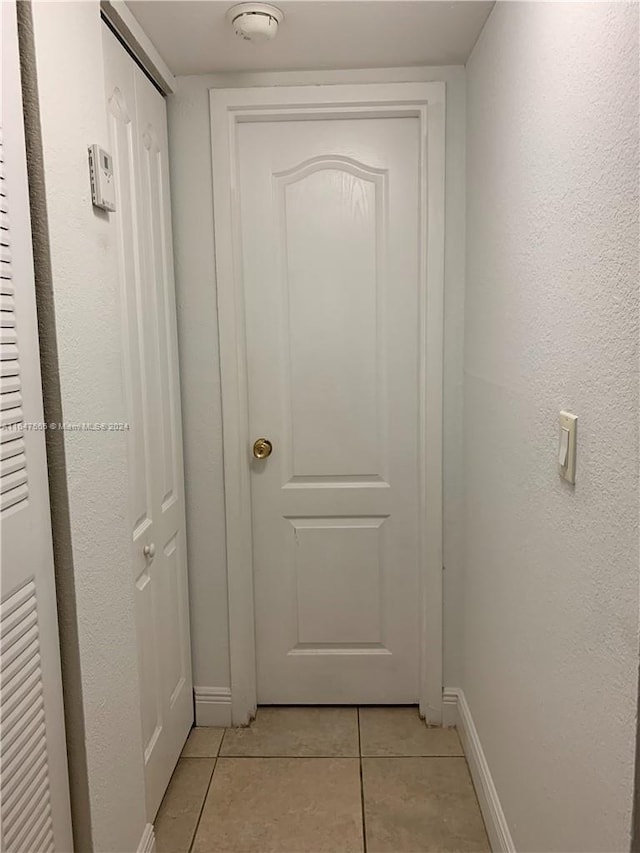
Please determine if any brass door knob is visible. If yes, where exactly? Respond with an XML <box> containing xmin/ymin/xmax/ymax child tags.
<box><xmin>253</xmin><ymin>438</ymin><xmax>273</xmax><ymax>459</ymax></box>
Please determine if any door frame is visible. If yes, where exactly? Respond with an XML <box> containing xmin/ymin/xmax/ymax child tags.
<box><xmin>210</xmin><ymin>82</ymin><xmax>445</xmax><ymax>725</ymax></box>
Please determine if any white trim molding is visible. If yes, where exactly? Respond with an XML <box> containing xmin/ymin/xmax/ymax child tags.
<box><xmin>137</xmin><ymin>823</ymin><xmax>156</xmax><ymax>853</ymax></box>
<box><xmin>442</xmin><ymin>686</ymin><xmax>459</xmax><ymax>728</ymax></box>
<box><xmin>194</xmin><ymin>686</ymin><xmax>233</xmax><ymax>727</ymax></box>
<box><xmin>209</xmin><ymin>81</ymin><xmax>446</xmax><ymax>727</ymax></box>
<box><xmin>443</xmin><ymin>688</ymin><xmax>516</xmax><ymax>853</ymax></box>
<box><xmin>100</xmin><ymin>0</ymin><xmax>176</xmax><ymax>94</ymax></box>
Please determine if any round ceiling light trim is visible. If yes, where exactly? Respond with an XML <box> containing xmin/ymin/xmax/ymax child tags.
<box><xmin>226</xmin><ymin>3</ymin><xmax>284</xmax><ymax>42</ymax></box>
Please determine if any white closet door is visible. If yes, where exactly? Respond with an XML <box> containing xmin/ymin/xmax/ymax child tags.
<box><xmin>102</xmin><ymin>25</ymin><xmax>192</xmax><ymax>820</ymax></box>
<box><xmin>0</xmin><ymin>3</ymin><xmax>73</xmax><ymax>851</ymax></box>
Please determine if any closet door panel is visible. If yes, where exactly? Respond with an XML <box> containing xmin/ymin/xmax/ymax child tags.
<box><xmin>103</xmin><ymin>23</ymin><xmax>192</xmax><ymax>821</ymax></box>
<box><xmin>102</xmin><ymin>27</ymin><xmax>166</xmax><ymax>813</ymax></box>
<box><xmin>134</xmin><ymin>63</ymin><xmax>192</xmax><ymax>805</ymax></box>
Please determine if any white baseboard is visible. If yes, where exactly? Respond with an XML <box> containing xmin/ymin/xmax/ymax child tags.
<box><xmin>194</xmin><ymin>686</ymin><xmax>232</xmax><ymax>727</ymax></box>
<box><xmin>443</xmin><ymin>687</ymin><xmax>515</xmax><ymax>853</ymax></box>
<box><xmin>442</xmin><ymin>687</ymin><xmax>458</xmax><ymax>727</ymax></box>
<box><xmin>137</xmin><ymin>822</ymin><xmax>155</xmax><ymax>853</ymax></box>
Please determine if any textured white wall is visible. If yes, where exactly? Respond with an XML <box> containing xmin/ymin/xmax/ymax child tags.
<box><xmin>168</xmin><ymin>66</ymin><xmax>467</xmax><ymax>699</ymax></box>
<box><xmin>464</xmin><ymin>3</ymin><xmax>639</xmax><ymax>851</ymax></box>
<box><xmin>28</xmin><ymin>3</ymin><xmax>148</xmax><ymax>850</ymax></box>
<box><xmin>167</xmin><ymin>75</ymin><xmax>230</xmax><ymax>694</ymax></box>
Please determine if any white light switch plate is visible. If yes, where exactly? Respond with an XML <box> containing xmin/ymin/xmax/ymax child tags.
<box><xmin>558</xmin><ymin>411</ymin><xmax>577</xmax><ymax>483</ymax></box>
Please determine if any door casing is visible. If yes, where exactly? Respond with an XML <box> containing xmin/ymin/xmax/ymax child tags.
<box><xmin>210</xmin><ymin>82</ymin><xmax>445</xmax><ymax>725</ymax></box>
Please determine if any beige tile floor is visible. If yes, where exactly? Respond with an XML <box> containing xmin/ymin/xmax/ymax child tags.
<box><xmin>154</xmin><ymin>706</ymin><xmax>490</xmax><ymax>853</ymax></box>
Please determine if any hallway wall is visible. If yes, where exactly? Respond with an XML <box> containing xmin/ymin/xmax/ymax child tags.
<box><xmin>168</xmin><ymin>66</ymin><xmax>467</xmax><ymax>717</ymax></box>
<box><xmin>23</xmin><ymin>2</ymin><xmax>149</xmax><ymax>850</ymax></box>
<box><xmin>463</xmin><ymin>3</ymin><xmax>639</xmax><ymax>850</ymax></box>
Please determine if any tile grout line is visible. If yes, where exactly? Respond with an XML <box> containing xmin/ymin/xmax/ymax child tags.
<box><xmin>357</xmin><ymin>707</ymin><xmax>368</xmax><ymax>853</ymax></box>
<box><xmin>186</xmin><ymin>753</ymin><xmax>462</xmax><ymax>759</ymax></box>
<box><xmin>187</xmin><ymin>728</ymin><xmax>226</xmax><ymax>853</ymax></box>
<box><xmin>213</xmin><ymin>753</ymin><xmax>361</xmax><ymax>759</ymax></box>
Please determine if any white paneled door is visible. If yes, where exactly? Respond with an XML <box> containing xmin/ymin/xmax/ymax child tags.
<box><xmin>0</xmin><ymin>3</ymin><xmax>73</xmax><ymax>851</ymax></box>
<box><xmin>102</xmin><ymin>26</ymin><xmax>192</xmax><ymax>819</ymax></box>
<box><xmin>237</xmin><ymin>115</ymin><xmax>425</xmax><ymax>704</ymax></box>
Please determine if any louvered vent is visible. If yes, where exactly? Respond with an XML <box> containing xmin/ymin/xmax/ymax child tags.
<box><xmin>0</xmin><ymin>128</ymin><xmax>28</xmax><ymax>516</ymax></box>
<box><xmin>0</xmin><ymin>580</ymin><xmax>55</xmax><ymax>853</ymax></box>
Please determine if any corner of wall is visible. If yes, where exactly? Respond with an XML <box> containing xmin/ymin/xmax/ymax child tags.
<box><xmin>16</xmin><ymin>2</ymin><xmax>94</xmax><ymax>848</ymax></box>
<box><xmin>443</xmin><ymin>688</ymin><xmax>515</xmax><ymax>853</ymax></box>
<box><xmin>25</xmin><ymin>1</ymin><xmax>149</xmax><ymax>849</ymax></box>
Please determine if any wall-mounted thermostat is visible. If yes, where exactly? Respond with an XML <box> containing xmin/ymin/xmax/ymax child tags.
<box><xmin>88</xmin><ymin>145</ymin><xmax>116</xmax><ymax>212</ymax></box>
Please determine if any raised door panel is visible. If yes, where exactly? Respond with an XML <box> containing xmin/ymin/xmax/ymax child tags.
<box><xmin>287</xmin><ymin>517</ymin><xmax>387</xmax><ymax>648</ymax></box>
<box><xmin>276</xmin><ymin>158</ymin><xmax>387</xmax><ymax>483</ymax></box>
<box><xmin>106</xmin><ymin>83</ymin><xmax>154</xmax><ymax>551</ymax></box>
<box><xmin>160</xmin><ymin>533</ymin><xmax>186</xmax><ymax>702</ymax></box>
<box><xmin>138</xmin><ymin>126</ymin><xmax>178</xmax><ymax>515</ymax></box>
<box><xmin>134</xmin><ymin>567</ymin><xmax>162</xmax><ymax>762</ymax></box>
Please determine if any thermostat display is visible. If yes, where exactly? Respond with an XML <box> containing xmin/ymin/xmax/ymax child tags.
<box><xmin>88</xmin><ymin>144</ymin><xmax>116</xmax><ymax>212</ymax></box>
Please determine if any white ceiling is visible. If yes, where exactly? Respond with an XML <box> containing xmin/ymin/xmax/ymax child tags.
<box><xmin>126</xmin><ymin>0</ymin><xmax>494</xmax><ymax>76</ymax></box>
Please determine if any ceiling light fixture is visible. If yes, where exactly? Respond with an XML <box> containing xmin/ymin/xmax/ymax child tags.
<box><xmin>226</xmin><ymin>3</ymin><xmax>284</xmax><ymax>43</ymax></box>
